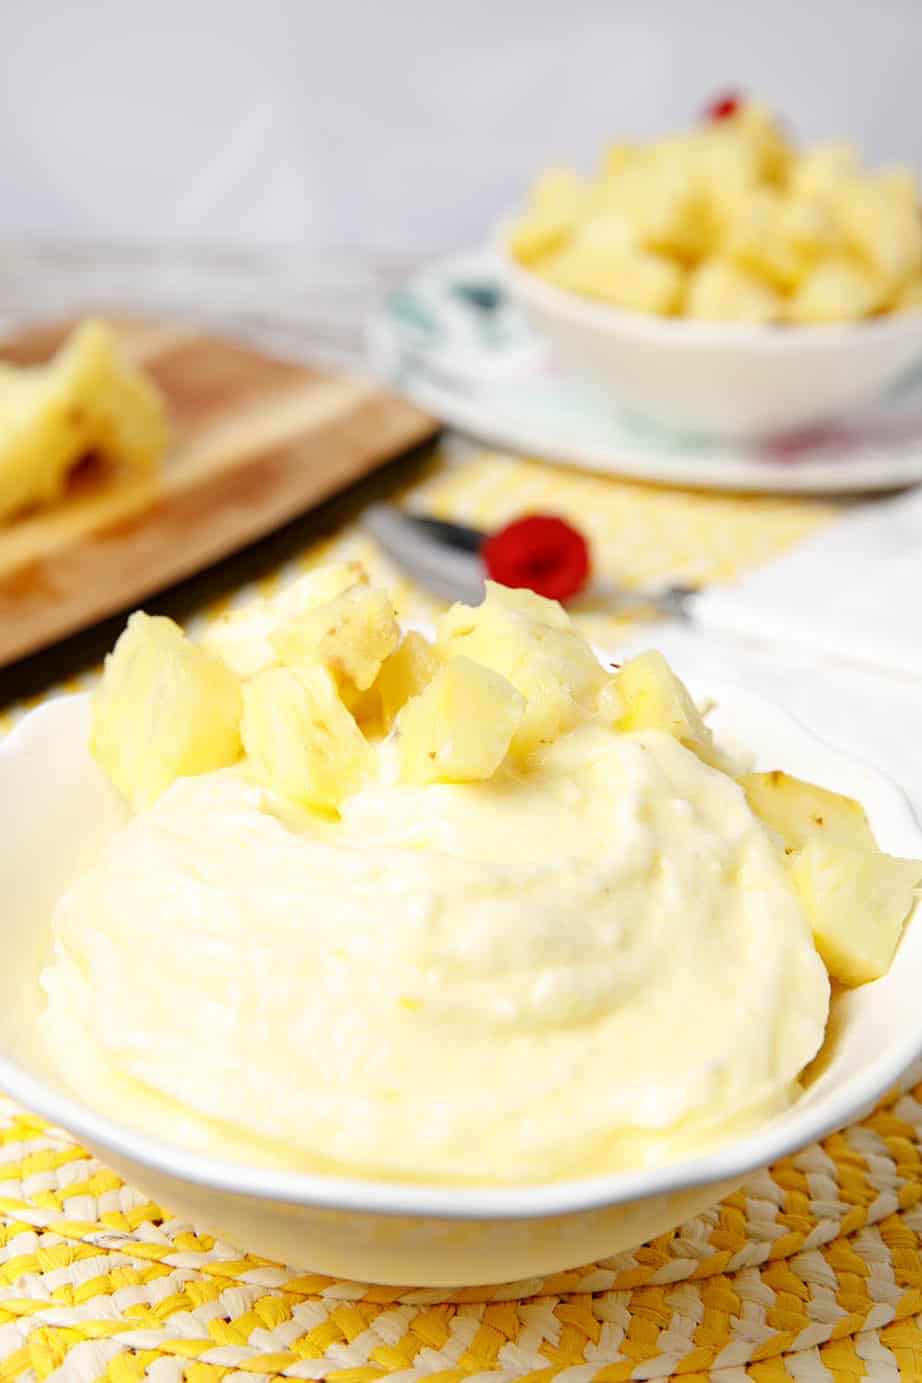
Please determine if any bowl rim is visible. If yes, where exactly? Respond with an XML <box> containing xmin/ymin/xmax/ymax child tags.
<box><xmin>497</xmin><ymin>234</ymin><xmax>922</xmax><ymax>350</ymax></box>
<box><xmin>1</xmin><ymin>685</ymin><xmax>921</xmax><ymax>1223</ymax></box>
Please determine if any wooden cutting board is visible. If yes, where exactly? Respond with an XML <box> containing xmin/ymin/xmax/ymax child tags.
<box><xmin>0</xmin><ymin>317</ymin><xmax>438</xmax><ymax>668</ymax></box>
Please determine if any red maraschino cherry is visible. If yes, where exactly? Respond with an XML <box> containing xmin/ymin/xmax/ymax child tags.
<box><xmin>704</xmin><ymin>90</ymin><xmax>742</xmax><ymax>122</ymax></box>
<box><xmin>482</xmin><ymin>514</ymin><xmax>591</xmax><ymax>603</ymax></box>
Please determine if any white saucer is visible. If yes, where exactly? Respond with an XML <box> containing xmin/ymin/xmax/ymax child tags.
<box><xmin>367</xmin><ymin>249</ymin><xmax>922</xmax><ymax>495</ymax></box>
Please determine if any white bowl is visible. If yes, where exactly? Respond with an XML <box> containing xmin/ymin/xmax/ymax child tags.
<box><xmin>500</xmin><ymin>246</ymin><xmax>922</xmax><ymax>440</ymax></box>
<box><xmin>1</xmin><ymin>688</ymin><xmax>921</xmax><ymax>1287</ymax></box>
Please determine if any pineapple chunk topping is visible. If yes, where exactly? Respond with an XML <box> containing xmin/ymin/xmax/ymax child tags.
<box><xmin>273</xmin><ymin>586</ymin><xmax>400</xmax><ymax>697</ymax></box>
<box><xmin>437</xmin><ymin>580</ymin><xmax>609</xmax><ymax>761</ymax></box>
<box><xmin>374</xmin><ymin>630</ymin><xmax>439</xmax><ymax>731</ymax></box>
<box><xmin>739</xmin><ymin>770</ymin><xmax>875</xmax><ymax>853</ymax></box>
<box><xmin>740</xmin><ymin>769</ymin><xmax>921</xmax><ymax>985</ymax></box>
<box><xmin>90</xmin><ymin>612</ymin><xmax>242</xmax><ymax>809</ymax></box>
<box><xmin>615</xmin><ymin>650</ymin><xmax>725</xmax><ymax>771</ymax></box>
<box><xmin>397</xmin><ymin>656</ymin><xmax>525</xmax><ymax>785</ymax></box>
<box><xmin>241</xmin><ymin>665</ymin><xmax>370</xmax><ymax>811</ymax></box>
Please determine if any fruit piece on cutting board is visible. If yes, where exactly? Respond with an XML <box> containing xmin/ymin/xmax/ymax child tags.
<box><xmin>397</xmin><ymin>656</ymin><xmax>525</xmax><ymax>785</ymax></box>
<box><xmin>742</xmin><ymin>769</ymin><xmax>921</xmax><ymax>985</ymax></box>
<box><xmin>91</xmin><ymin>611</ymin><xmax>242</xmax><ymax>809</ymax></box>
<box><xmin>241</xmin><ymin>664</ymin><xmax>370</xmax><ymax>811</ymax></box>
<box><xmin>0</xmin><ymin>319</ymin><xmax>169</xmax><ymax>523</ymax></box>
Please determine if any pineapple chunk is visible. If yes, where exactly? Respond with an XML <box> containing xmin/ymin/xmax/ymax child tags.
<box><xmin>786</xmin><ymin>258</ymin><xmax>885</xmax><ymax>324</ymax></box>
<box><xmin>684</xmin><ymin>258</ymin><xmax>781</xmax><ymax>323</ymax></box>
<box><xmin>272</xmin><ymin>586</ymin><xmax>400</xmax><ymax>696</ymax></box>
<box><xmin>739</xmin><ymin>770</ymin><xmax>876</xmax><ymax>853</ymax></box>
<box><xmin>893</xmin><ymin>274</ymin><xmax>922</xmax><ymax>313</ymax></box>
<box><xmin>375</xmin><ymin>631</ymin><xmax>439</xmax><ymax>730</ymax></box>
<box><xmin>594</xmin><ymin>161</ymin><xmax>709</xmax><ymax>260</ymax></box>
<box><xmin>241</xmin><ymin>665</ymin><xmax>370</xmax><ymax>810</ymax></box>
<box><xmin>789</xmin><ymin>143</ymin><xmax>859</xmax><ymax>201</ymax></box>
<box><xmin>91</xmin><ymin>611</ymin><xmax>242</xmax><ymax>809</ymax></box>
<box><xmin>397</xmin><ymin>656</ymin><xmax>525</xmax><ymax>786</ymax></box>
<box><xmin>615</xmin><ymin>650</ymin><xmax>723</xmax><ymax>770</ymax></box>
<box><xmin>506</xmin><ymin>169</ymin><xmax>589</xmax><ymax>266</ymax></box>
<box><xmin>437</xmin><ymin>582</ymin><xmax>607</xmax><ymax>760</ymax></box>
<box><xmin>731</xmin><ymin>101</ymin><xmax>791</xmax><ymax>184</ymax></box>
<box><xmin>832</xmin><ymin>174</ymin><xmax>922</xmax><ymax>288</ymax></box>
<box><xmin>507</xmin><ymin>209</ymin><xmax>574</xmax><ymax>267</ymax></box>
<box><xmin>531</xmin><ymin>168</ymin><xmax>591</xmax><ymax>219</ymax></box>
<box><xmin>722</xmin><ymin>187</ymin><xmax>808</xmax><ymax>291</ymax></box>
<box><xmin>203</xmin><ymin>563</ymin><xmax>367</xmax><ymax>679</ymax></box>
<box><xmin>789</xmin><ymin>838</ymin><xmax>921</xmax><ymax>985</ymax></box>
<box><xmin>546</xmin><ymin>236</ymin><xmax>683</xmax><ymax>315</ymax></box>
<box><xmin>0</xmin><ymin>319</ymin><xmax>169</xmax><ymax>523</ymax></box>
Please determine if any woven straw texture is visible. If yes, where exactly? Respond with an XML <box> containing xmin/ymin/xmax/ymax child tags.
<box><xmin>4</xmin><ymin>450</ymin><xmax>922</xmax><ymax>1381</ymax></box>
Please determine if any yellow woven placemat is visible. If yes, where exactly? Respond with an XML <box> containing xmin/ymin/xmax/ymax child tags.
<box><xmin>4</xmin><ymin>450</ymin><xmax>922</xmax><ymax>1381</ymax></box>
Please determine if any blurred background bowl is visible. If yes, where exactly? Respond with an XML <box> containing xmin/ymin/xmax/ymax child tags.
<box><xmin>500</xmin><ymin>244</ymin><xmax>922</xmax><ymax>441</ymax></box>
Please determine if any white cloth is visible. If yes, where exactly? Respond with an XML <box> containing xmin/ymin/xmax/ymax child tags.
<box><xmin>690</xmin><ymin>488</ymin><xmax>922</xmax><ymax>679</ymax></box>
<box><xmin>616</xmin><ymin>490</ymin><xmax>922</xmax><ymax>817</ymax></box>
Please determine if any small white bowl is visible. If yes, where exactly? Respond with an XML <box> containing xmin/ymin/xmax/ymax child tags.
<box><xmin>500</xmin><ymin>245</ymin><xmax>922</xmax><ymax>440</ymax></box>
<box><xmin>1</xmin><ymin>687</ymin><xmax>921</xmax><ymax>1287</ymax></box>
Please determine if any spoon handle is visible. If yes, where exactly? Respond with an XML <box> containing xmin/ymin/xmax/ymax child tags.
<box><xmin>362</xmin><ymin>504</ymin><xmax>696</xmax><ymax>619</ymax></box>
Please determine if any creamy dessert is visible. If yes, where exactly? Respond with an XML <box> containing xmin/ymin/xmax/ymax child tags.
<box><xmin>506</xmin><ymin>98</ymin><xmax>922</xmax><ymax>323</ymax></box>
<box><xmin>41</xmin><ymin>567</ymin><xmax>921</xmax><ymax>1183</ymax></box>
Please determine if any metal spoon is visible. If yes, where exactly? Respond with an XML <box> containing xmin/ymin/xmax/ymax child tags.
<box><xmin>362</xmin><ymin>503</ymin><xmax>695</xmax><ymax>617</ymax></box>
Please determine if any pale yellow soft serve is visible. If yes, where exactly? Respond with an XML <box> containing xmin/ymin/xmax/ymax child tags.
<box><xmin>42</xmin><ymin>717</ymin><xmax>829</xmax><ymax>1184</ymax></box>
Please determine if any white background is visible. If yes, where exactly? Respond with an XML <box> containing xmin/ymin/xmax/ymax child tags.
<box><xmin>1</xmin><ymin>0</ymin><xmax>920</xmax><ymax>253</ymax></box>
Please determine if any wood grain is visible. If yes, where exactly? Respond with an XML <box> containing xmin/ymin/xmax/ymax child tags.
<box><xmin>0</xmin><ymin>318</ymin><xmax>438</xmax><ymax>666</ymax></box>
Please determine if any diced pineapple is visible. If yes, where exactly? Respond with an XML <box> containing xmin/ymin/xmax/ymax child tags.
<box><xmin>203</xmin><ymin>564</ymin><xmax>367</xmax><ymax>680</ymax></box>
<box><xmin>893</xmin><ymin>274</ymin><xmax>922</xmax><ymax>312</ymax></box>
<box><xmin>789</xmin><ymin>837</ymin><xmax>921</xmax><ymax>985</ymax></box>
<box><xmin>506</xmin><ymin>169</ymin><xmax>589</xmax><ymax>266</ymax></box>
<box><xmin>730</xmin><ymin>102</ymin><xmax>792</xmax><ymax>183</ymax></box>
<box><xmin>91</xmin><ymin>611</ymin><xmax>242</xmax><ymax>809</ymax></box>
<box><xmin>476</xmin><ymin>582</ymin><xmax>572</xmax><ymax>628</ymax></box>
<box><xmin>594</xmin><ymin>161</ymin><xmax>709</xmax><ymax>260</ymax></box>
<box><xmin>397</xmin><ymin>656</ymin><xmax>525</xmax><ymax>785</ymax></box>
<box><xmin>739</xmin><ymin>770</ymin><xmax>876</xmax><ymax>853</ymax></box>
<box><xmin>722</xmin><ymin>187</ymin><xmax>808</xmax><ymax>291</ymax></box>
<box><xmin>375</xmin><ymin>631</ymin><xmax>439</xmax><ymax>730</ymax></box>
<box><xmin>600</xmin><ymin>142</ymin><xmax>636</xmax><ymax>178</ymax></box>
<box><xmin>241</xmin><ymin>664</ymin><xmax>370</xmax><ymax>811</ymax></box>
<box><xmin>832</xmin><ymin>175</ymin><xmax>922</xmax><ymax>288</ymax></box>
<box><xmin>615</xmin><ymin>650</ymin><xmax>723</xmax><ymax>770</ymax></box>
<box><xmin>272</xmin><ymin>586</ymin><xmax>400</xmax><ymax>696</ymax></box>
<box><xmin>202</xmin><ymin>599</ymin><xmax>278</xmax><ymax>679</ymax></box>
<box><xmin>546</xmin><ymin>236</ymin><xmax>683</xmax><ymax>315</ymax></box>
<box><xmin>506</xmin><ymin>209</ymin><xmax>574</xmax><ymax>267</ymax></box>
<box><xmin>437</xmin><ymin>582</ymin><xmax>607</xmax><ymax>760</ymax></box>
<box><xmin>789</xmin><ymin>143</ymin><xmax>859</xmax><ymax>201</ymax></box>
<box><xmin>0</xmin><ymin>319</ymin><xmax>169</xmax><ymax>523</ymax></box>
<box><xmin>684</xmin><ymin>258</ymin><xmax>781</xmax><ymax>323</ymax></box>
<box><xmin>531</xmin><ymin>168</ymin><xmax>591</xmax><ymax>218</ymax></box>
<box><xmin>786</xmin><ymin>258</ymin><xmax>885</xmax><ymax>324</ymax></box>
